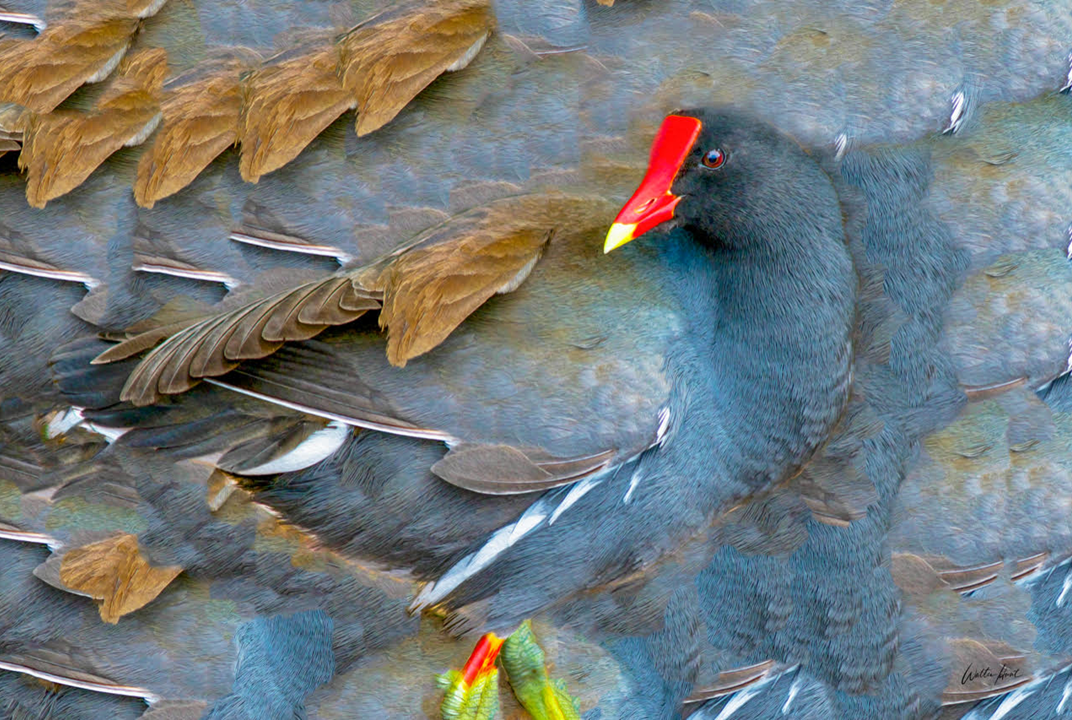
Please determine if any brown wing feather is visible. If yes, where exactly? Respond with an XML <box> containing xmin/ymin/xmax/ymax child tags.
<box><xmin>154</xmin><ymin>314</ymin><xmax>242</xmax><ymax>396</ymax></box>
<box><xmin>121</xmin><ymin>324</ymin><xmax>206</xmax><ymax>404</ymax></box>
<box><xmin>0</xmin><ymin>15</ymin><xmax>137</xmax><ymax>113</ymax></box>
<box><xmin>221</xmin><ymin>297</ymin><xmax>289</xmax><ymax>361</ymax></box>
<box><xmin>57</xmin><ymin>533</ymin><xmax>182</xmax><ymax>624</ymax></box>
<box><xmin>106</xmin><ymin>276</ymin><xmax>379</xmax><ymax>405</ymax></box>
<box><xmin>19</xmin><ymin>48</ymin><xmax>166</xmax><ymax>208</ymax></box>
<box><xmin>355</xmin><ymin>194</ymin><xmax>600</xmax><ymax>367</ymax></box>
<box><xmin>187</xmin><ymin>305</ymin><xmax>264</xmax><ymax>379</ymax></box>
<box><xmin>93</xmin><ymin>319</ymin><xmax>206</xmax><ymax>364</ymax></box>
<box><xmin>683</xmin><ymin>661</ymin><xmax>778</xmax><ymax>707</ymax></box>
<box><xmin>237</xmin><ymin>41</ymin><xmax>352</xmax><ymax>183</ymax></box>
<box><xmin>0</xmin><ymin>646</ymin><xmax>155</xmax><ymax>699</ymax></box>
<box><xmin>134</xmin><ymin>54</ymin><xmax>258</xmax><ymax>207</ymax></box>
<box><xmin>260</xmin><ymin>282</ymin><xmax>334</xmax><ymax>343</ymax></box>
<box><xmin>431</xmin><ymin>444</ymin><xmax>616</xmax><ymax>494</ymax></box>
<box><xmin>296</xmin><ymin>277</ymin><xmax>368</xmax><ymax>324</ymax></box>
<box><xmin>338</xmin><ymin>0</ymin><xmax>493</xmax><ymax>137</ymax></box>
<box><xmin>104</xmin><ymin>193</ymin><xmax>591</xmax><ymax>407</ymax></box>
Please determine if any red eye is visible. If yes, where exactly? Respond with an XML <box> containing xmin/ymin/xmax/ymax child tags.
<box><xmin>702</xmin><ymin>148</ymin><xmax>726</xmax><ymax>169</ymax></box>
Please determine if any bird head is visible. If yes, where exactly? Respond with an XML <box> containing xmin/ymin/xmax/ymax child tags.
<box><xmin>605</xmin><ymin>109</ymin><xmax>836</xmax><ymax>253</ymax></box>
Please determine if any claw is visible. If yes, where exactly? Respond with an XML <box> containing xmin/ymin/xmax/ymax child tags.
<box><xmin>437</xmin><ymin>633</ymin><xmax>504</xmax><ymax>720</ymax></box>
<box><xmin>500</xmin><ymin>621</ymin><xmax>581</xmax><ymax>720</ymax></box>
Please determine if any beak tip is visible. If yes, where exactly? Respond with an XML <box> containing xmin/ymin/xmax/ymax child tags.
<box><xmin>603</xmin><ymin>223</ymin><xmax>637</xmax><ymax>254</ymax></box>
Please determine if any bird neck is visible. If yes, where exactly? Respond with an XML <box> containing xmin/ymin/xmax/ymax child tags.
<box><xmin>680</xmin><ymin>217</ymin><xmax>855</xmax><ymax>489</ymax></box>
<box><xmin>706</xmin><ymin>211</ymin><xmax>852</xmax><ymax>321</ymax></box>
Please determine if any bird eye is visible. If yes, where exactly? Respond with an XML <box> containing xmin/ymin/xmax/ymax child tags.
<box><xmin>701</xmin><ymin>148</ymin><xmax>726</xmax><ymax>169</ymax></box>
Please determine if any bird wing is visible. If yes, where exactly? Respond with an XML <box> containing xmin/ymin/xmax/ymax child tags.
<box><xmin>90</xmin><ymin>193</ymin><xmax>680</xmax><ymax>494</ymax></box>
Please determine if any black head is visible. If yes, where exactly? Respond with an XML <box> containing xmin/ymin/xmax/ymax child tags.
<box><xmin>605</xmin><ymin>108</ymin><xmax>842</xmax><ymax>254</ymax></box>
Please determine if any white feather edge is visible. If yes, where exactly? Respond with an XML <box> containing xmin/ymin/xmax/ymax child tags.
<box><xmin>445</xmin><ymin>32</ymin><xmax>489</xmax><ymax>72</ymax></box>
<box><xmin>131</xmin><ymin>262</ymin><xmax>239</xmax><ymax>289</ymax></box>
<box><xmin>944</xmin><ymin>91</ymin><xmax>967</xmax><ymax>134</ymax></box>
<box><xmin>45</xmin><ymin>406</ymin><xmax>129</xmax><ymax>443</ymax></box>
<box><xmin>136</xmin><ymin>0</ymin><xmax>168</xmax><ymax>19</ymax></box>
<box><xmin>548</xmin><ymin>474</ymin><xmax>604</xmax><ymax>525</ymax></box>
<box><xmin>0</xmin><ymin>11</ymin><xmax>44</xmax><ymax>31</ymax></box>
<box><xmin>0</xmin><ymin>659</ymin><xmax>158</xmax><ymax>703</ymax></box>
<box><xmin>412</xmin><ymin>412</ymin><xmax>669</xmax><ymax>609</ymax></box>
<box><xmin>86</xmin><ymin>43</ymin><xmax>131</xmax><ymax>84</ymax></box>
<box><xmin>409</xmin><ymin>487</ymin><xmax>566</xmax><ymax>611</ymax></box>
<box><xmin>47</xmin><ymin>405</ymin><xmax>348</xmax><ymax>476</ymax></box>
<box><xmin>1057</xmin><ymin>668</ymin><xmax>1072</xmax><ymax>714</ymax></box>
<box><xmin>695</xmin><ymin>666</ymin><xmax>786</xmax><ymax>720</ymax></box>
<box><xmin>45</xmin><ymin>407</ymin><xmax>85</xmax><ymax>438</ymax></box>
<box><xmin>961</xmin><ymin>675</ymin><xmax>1046</xmax><ymax>720</ymax></box>
<box><xmin>228</xmin><ymin>231</ymin><xmax>352</xmax><ymax>264</ymax></box>
<box><xmin>0</xmin><ymin>260</ymin><xmax>99</xmax><ymax>289</ymax></box>
<box><xmin>237</xmin><ymin>421</ymin><xmax>350</xmax><ymax>475</ymax></box>
<box><xmin>0</xmin><ymin>528</ymin><xmax>55</xmax><ymax>546</ymax></box>
<box><xmin>124</xmin><ymin>113</ymin><xmax>162</xmax><ymax>147</ymax></box>
<box><xmin>205</xmin><ymin>379</ymin><xmax>453</xmax><ymax>441</ymax></box>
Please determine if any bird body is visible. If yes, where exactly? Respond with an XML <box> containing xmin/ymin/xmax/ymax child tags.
<box><xmin>37</xmin><ymin>110</ymin><xmax>859</xmax><ymax>630</ymax></box>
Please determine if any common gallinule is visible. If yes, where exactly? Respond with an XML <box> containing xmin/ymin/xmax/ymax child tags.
<box><xmin>0</xmin><ymin>106</ymin><xmax>860</xmax><ymax>718</ymax></box>
<box><xmin>42</xmin><ymin>109</ymin><xmax>856</xmax><ymax>626</ymax></box>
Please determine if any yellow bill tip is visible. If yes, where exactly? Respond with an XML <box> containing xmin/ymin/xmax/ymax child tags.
<box><xmin>603</xmin><ymin>223</ymin><xmax>637</xmax><ymax>254</ymax></box>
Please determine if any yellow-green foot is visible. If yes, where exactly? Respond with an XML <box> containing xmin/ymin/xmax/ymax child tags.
<box><xmin>437</xmin><ymin>633</ymin><xmax>503</xmax><ymax>720</ymax></box>
<box><xmin>500</xmin><ymin>620</ymin><xmax>581</xmax><ymax>720</ymax></box>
